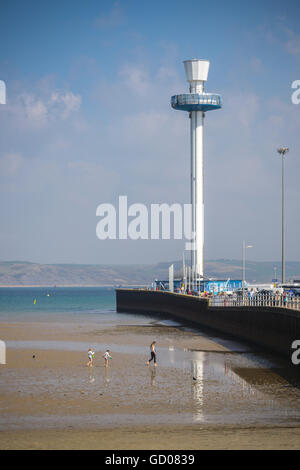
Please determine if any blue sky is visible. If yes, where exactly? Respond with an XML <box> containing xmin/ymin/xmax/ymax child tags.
<box><xmin>0</xmin><ymin>0</ymin><xmax>300</xmax><ymax>265</ymax></box>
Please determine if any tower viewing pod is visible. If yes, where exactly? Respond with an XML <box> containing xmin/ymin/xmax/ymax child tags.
<box><xmin>171</xmin><ymin>59</ymin><xmax>222</xmax><ymax>282</ymax></box>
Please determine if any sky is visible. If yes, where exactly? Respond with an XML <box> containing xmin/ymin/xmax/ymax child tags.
<box><xmin>0</xmin><ymin>0</ymin><xmax>300</xmax><ymax>265</ymax></box>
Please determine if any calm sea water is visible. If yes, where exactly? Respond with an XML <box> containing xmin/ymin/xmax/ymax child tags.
<box><xmin>0</xmin><ymin>287</ymin><xmax>116</xmax><ymax>320</ymax></box>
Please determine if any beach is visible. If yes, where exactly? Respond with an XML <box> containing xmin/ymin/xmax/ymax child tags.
<box><xmin>1</xmin><ymin>299</ymin><xmax>300</xmax><ymax>449</ymax></box>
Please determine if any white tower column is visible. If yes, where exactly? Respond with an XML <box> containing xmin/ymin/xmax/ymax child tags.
<box><xmin>191</xmin><ymin>110</ymin><xmax>204</xmax><ymax>280</ymax></box>
<box><xmin>171</xmin><ymin>59</ymin><xmax>222</xmax><ymax>288</ymax></box>
<box><xmin>195</xmin><ymin>110</ymin><xmax>204</xmax><ymax>279</ymax></box>
<box><xmin>190</xmin><ymin>111</ymin><xmax>196</xmax><ymax>277</ymax></box>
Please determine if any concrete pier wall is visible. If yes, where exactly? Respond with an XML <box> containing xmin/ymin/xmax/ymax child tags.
<box><xmin>116</xmin><ymin>289</ymin><xmax>300</xmax><ymax>358</ymax></box>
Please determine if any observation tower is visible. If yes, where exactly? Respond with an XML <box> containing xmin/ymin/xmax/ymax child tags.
<box><xmin>171</xmin><ymin>59</ymin><xmax>222</xmax><ymax>282</ymax></box>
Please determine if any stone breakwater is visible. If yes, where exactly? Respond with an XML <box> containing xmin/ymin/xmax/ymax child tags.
<box><xmin>116</xmin><ymin>289</ymin><xmax>300</xmax><ymax>359</ymax></box>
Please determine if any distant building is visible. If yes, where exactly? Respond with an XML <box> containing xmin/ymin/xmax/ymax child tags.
<box><xmin>202</xmin><ymin>279</ymin><xmax>242</xmax><ymax>293</ymax></box>
<box><xmin>153</xmin><ymin>279</ymin><xmax>242</xmax><ymax>293</ymax></box>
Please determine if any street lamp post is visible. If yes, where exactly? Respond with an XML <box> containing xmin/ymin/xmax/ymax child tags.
<box><xmin>273</xmin><ymin>266</ymin><xmax>278</xmax><ymax>285</ymax></box>
<box><xmin>242</xmin><ymin>241</ymin><xmax>253</xmax><ymax>304</ymax></box>
<box><xmin>277</xmin><ymin>147</ymin><xmax>289</xmax><ymax>284</ymax></box>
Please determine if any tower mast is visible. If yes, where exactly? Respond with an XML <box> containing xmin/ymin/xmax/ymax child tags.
<box><xmin>171</xmin><ymin>59</ymin><xmax>222</xmax><ymax>284</ymax></box>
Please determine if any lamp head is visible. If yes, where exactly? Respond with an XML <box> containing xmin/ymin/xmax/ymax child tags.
<box><xmin>277</xmin><ymin>147</ymin><xmax>289</xmax><ymax>156</ymax></box>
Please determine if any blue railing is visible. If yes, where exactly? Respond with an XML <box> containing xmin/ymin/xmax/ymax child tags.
<box><xmin>171</xmin><ymin>93</ymin><xmax>222</xmax><ymax>108</ymax></box>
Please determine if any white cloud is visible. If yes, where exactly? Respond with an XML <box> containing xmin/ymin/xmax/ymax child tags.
<box><xmin>9</xmin><ymin>89</ymin><xmax>82</xmax><ymax>128</ymax></box>
<box><xmin>21</xmin><ymin>93</ymin><xmax>48</xmax><ymax>126</ymax></box>
<box><xmin>50</xmin><ymin>91</ymin><xmax>82</xmax><ymax>119</ymax></box>
<box><xmin>120</xmin><ymin>64</ymin><xmax>150</xmax><ymax>97</ymax></box>
<box><xmin>283</xmin><ymin>27</ymin><xmax>300</xmax><ymax>57</ymax></box>
<box><xmin>94</xmin><ymin>2</ymin><xmax>124</xmax><ymax>29</ymax></box>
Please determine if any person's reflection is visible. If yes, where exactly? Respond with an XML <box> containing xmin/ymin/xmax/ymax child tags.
<box><xmin>150</xmin><ymin>366</ymin><xmax>157</xmax><ymax>387</ymax></box>
<box><xmin>224</xmin><ymin>358</ymin><xmax>230</xmax><ymax>376</ymax></box>
<box><xmin>104</xmin><ymin>367</ymin><xmax>110</xmax><ymax>387</ymax></box>
<box><xmin>168</xmin><ymin>344</ymin><xmax>175</xmax><ymax>365</ymax></box>
<box><xmin>89</xmin><ymin>374</ymin><xmax>95</xmax><ymax>384</ymax></box>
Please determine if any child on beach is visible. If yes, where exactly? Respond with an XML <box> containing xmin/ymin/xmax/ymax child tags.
<box><xmin>146</xmin><ymin>341</ymin><xmax>157</xmax><ymax>367</ymax></box>
<box><xmin>87</xmin><ymin>348</ymin><xmax>95</xmax><ymax>367</ymax></box>
<box><xmin>103</xmin><ymin>349</ymin><xmax>112</xmax><ymax>368</ymax></box>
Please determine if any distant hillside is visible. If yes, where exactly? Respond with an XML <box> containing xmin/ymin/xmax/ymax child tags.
<box><xmin>0</xmin><ymin>261</ymin><xmax>156</xmax><ymax>286</ymax></box>
<box><xmin>0</xmin><ymin>260</ymin><xmax>299</xmax><ymax>286</ymax></box>
<box><xmin>157</xmin><ymin>259</ymin><xmax>300</xmax><ymax>284</ymax></box>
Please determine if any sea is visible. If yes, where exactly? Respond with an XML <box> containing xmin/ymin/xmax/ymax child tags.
<box><xmin>0</xmin><ymin>286</ymin><xmax>117</xmax><ymax>321</ymax></box>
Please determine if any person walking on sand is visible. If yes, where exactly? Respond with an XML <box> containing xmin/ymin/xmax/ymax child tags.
<box><xmin>146</xmin><ymin>341</ymin><xmax>157</xmax><ymax>367</ymax></box>
<box><xmin>103</xmin><ymin>349</ymin><xmax>112</xmax><ymax>368</ymax></box>
<box><xmin>87</xmin><ymin>348</ymin><xmax>95</xmax><ymax>367</ymax></box>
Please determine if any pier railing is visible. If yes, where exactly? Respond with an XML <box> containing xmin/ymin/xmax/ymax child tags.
<box><xmin>208</xmin><ymin>293</ymin><xmax>300</xmax><ymax>311</ymax></box>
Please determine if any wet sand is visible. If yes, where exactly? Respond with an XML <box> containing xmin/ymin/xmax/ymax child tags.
<box><xmin>2</xmin><ymin>426</ymin><xmax>300</xmax><ymax>450</ymax></box>
<box><xmin>1</xmin><ymin>317</ymin><xmax>300</xmax><ymax>449</ymax></box>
